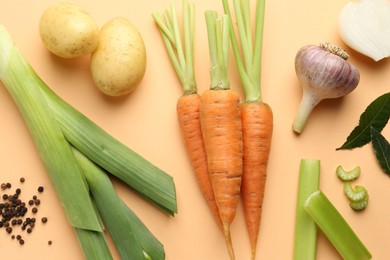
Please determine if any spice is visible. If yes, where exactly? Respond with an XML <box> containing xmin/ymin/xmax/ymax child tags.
<box><xmin>0</xmin><ymin>180</ymin><xmax>49</xmax><ymax>245</ymax></box>
<box><xmin>48</xmin><ymin>240</ymin><xmax>52</xmax><ymax>245</ymax></box>
<box><xmin>20</xmin><ymin>177</ymin><xmax>25</xmax><ymax>183</ymax></box>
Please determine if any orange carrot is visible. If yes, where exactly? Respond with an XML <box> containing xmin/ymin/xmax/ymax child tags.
<box><xmin>241</xmin><ymin>101</ymin><xmax>273</xmax><ymax>257</ymax></box>
<box><xmin>153</xmin><ymin>1</ymin><xmax>223</xmax><ymax>228</ymax></box>
<box><xmin>202</xmin><ymin>11</ymin><xmax>243</xmax><ymax>260</ymax></box>
<box><xmin>200</xmin><ymin>89</ymin><xmax>243</xmax><ymax>260</ymax></box>
<box><xmin>177</xmin><ymin>94</ymin><xmax>222</xmax><ymax>229</ymax></box>
<box><xmin>223</xmin><ymin>0</ymin><xmax>272</xmax><ymax>258</ymax></box>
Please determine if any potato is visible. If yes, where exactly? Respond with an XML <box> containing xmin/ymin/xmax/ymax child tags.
<box><xmin>39</xmin><ymin>2</ymin><xmax>99</xmax><ymax>58</ymax></box>
<box><xmin>90</xmin><ymin>17</ymin><xmax>146</xmax><ymax>96</ymax></box>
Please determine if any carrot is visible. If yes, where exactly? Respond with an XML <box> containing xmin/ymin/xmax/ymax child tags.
<box><xmin>241</xmin><ymin>101</ymin><xmax>273</xmax><ymax>257</ymax></box>
<box><xmin>223</xmin><ymin>0</ymin><xmax>272</xmax><ymax>259</ymax></box>
<box><xmin>177</xmin><ymin>94</ymin><xmax>222</xmax><ymax>228</ymax></box>
<box><xmin>152</xmin><ymin>1</ymin><xmax>223</xmax><ymax>228</ymax></box>
<box><xmin>202</xmin><ymin>11</ymin><xmax>243</xmax><ymax>260</ymax></box>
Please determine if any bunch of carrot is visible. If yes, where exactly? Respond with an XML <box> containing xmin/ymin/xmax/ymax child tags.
<box><xmin>153</xmin><ymin>0</ymin><xmax>272</xmax><ymax>259</ymax></box>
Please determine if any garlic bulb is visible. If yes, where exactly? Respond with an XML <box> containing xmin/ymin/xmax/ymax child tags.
<box><xmin>292</xmin><ymin>43</ymin><xmax>360</xmax><ymax>134</ymax></box>
<box><xmin>339</xmin><ymin>0</ymin><xmax>390</xmax><ymax>61</ymax></box>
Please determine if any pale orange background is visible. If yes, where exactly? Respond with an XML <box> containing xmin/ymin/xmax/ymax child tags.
<box><xmin>0</xmin><ymin>0</ymin><xmax>389</xmax><ymax>259</ymax></box>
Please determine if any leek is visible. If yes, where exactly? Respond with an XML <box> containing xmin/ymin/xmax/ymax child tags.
<box><xmin>304</xmin><ymin>190</ymin><xmax>372</xmax><ymax>260</ymax></box>
<box><xmin>73</xmin><ymin>147</ymin><xmax>165</xmax><ymax>259</ymax></box>
<box><xmin>293</xmin><ymin>159</ymin><xmax>320</xmax><ymax>260</ymax></box>
<box><xmin>40</xmin><ymin>85</ymin><xmax>177</xmax><ymax>215</ymax></box>
<box><xmin>75</xmin><ymin>228</ymin><xmax>113</xmax><ymax>260</ymax></box>
<box><xmin>0</xmin><ymin>25</ymin><xmax>177</xmax><ymax>216</ymax></box>
<box><xmin>0</xmin><ymin>25</ymin><xmax>101</xmax><ymax>232</ymax></box>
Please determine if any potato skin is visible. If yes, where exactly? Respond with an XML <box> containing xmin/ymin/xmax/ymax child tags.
<box><xmin>90</xmin><ymin>17</ymin><xmax>147</xmax><ymax>96</ymax></box>
<box><xmin>39</xmin><ymin>2</ymin><xmax>99</xmax><ymax>58</ymax></box>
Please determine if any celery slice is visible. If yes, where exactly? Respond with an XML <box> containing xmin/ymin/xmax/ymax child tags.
<box><xmin>0</xmin><ymin>25</ymin><xmax>101</xmax><ymax>232</ymax></box>
<box><xmin>293</xmin><ymin>159</ymin><xmax>320</xmax><ymax>260</ymax></box>
<box><xmin>304</xmin><ymin>190</ymin><xmax>372</xmax><ymax>260</ymax></box>
<box><xmin>73</xmin><ymin>148</ymin><xmax>165</xmax><ymax>260</ymax></box>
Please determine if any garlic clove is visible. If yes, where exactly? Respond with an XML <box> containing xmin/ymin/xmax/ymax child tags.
<box><xmin>339</xmin><ymin>0</ymin><xmax>390</xmax><ymax>62</ymax></box>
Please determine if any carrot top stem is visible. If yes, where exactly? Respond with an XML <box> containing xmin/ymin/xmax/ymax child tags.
<box><xmin>222</xmin><ymin>0</ymin><xmax>266</xmax><ymax>102</ymax></box>
<box><xmin>152</xmin><ymin>0</ymin><xmax>197</xmax><ymax>95</ymax></box>
<box><xmin>205</xmin><ymin>11</ymin><xmax>230</xmax><ymax>91</ymax></box>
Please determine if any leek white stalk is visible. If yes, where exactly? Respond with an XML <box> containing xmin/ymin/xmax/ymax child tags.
<box><xmin>339</xmin><ymin>0</ymin><xmax>390</xmax><ymax>61</ymax></box>
<box><xmin>0</xmin><ymin>25</ymin><xmax>101</xmax><ymax>232</ymax></box>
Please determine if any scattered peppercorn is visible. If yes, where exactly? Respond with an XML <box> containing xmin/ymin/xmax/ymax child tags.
<box><xmin>48</xmin><ymin>240</ymin><xmax>52</xmax><ymax>245</ymax></box>
<box><xmin>0</xmin><ymin>179</ymin><xmax>49</xmax><ymax>246</ymax></box>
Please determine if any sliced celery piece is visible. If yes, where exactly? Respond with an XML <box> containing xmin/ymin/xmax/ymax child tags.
<box><xmin>75</xmin><ymin>228</ymin><xmax>113</xmax><ymax>260</ymax></box>
<box><xmin>293</xmin><ymin>159</ymin><xmax>320</xmax><ymax>260</ymax></box>
<box><xmin>304</xmin><ymin>190</ymin><xmax>372</xmax><ymax>260</ymax></box>
<box><xmin>0</xmin><ymin>25</ymin><xmax>101</xmax><ymax>232</ymax></box>
<box><xmin>73</xmin><ymin>148</ymin><xmax>165</xmax><ymax>260</ymax></box>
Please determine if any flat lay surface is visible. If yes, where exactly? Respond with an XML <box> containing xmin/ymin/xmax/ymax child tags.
<box><xmin>1</xmin><ymin>0</ymin><xmax>390</xmax><ymax>259</ymax></box>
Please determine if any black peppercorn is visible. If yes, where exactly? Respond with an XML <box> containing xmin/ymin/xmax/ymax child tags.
<box><xmin>38</xmin><ymin>186</ymin><xmax>44</xmax><ymax>193</ymax></box>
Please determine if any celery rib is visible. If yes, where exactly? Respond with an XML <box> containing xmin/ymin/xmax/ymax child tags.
<box><xmin>304</xmin><ymin>190</ymin><xmax>372</xmax><ymax>260</ymax></box>
<box><xmin>293</xmin><ymin>159</ymin><xmax>320</xmax><ymax>260</ymax></box>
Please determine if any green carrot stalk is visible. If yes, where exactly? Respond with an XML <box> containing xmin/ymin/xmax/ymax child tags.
<box><xmin>304</xmin><ymin>190</ymin><xmax>372</xmax><ymax>260</ymax></box>
<box><xmin>293</xmin><ymin>159</ymin><xmax>320</xmax><ymax>260</ymax></box>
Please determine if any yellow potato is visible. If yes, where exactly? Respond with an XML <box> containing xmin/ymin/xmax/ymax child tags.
<box><xmin>39</xmin><ymin>2</ymin><xmax>99</xmax><ymax>58</ymax></box>
<box><xmin>91</xmin><ymin>17</ymin><xmax>147</xmax><ymax>96</ymax></box>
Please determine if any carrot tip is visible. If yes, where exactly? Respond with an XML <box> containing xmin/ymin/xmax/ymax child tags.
<box><xmin>223</xmin><ymin>223</ymin><xmax>235</xmax><ymax>260</ymax></box>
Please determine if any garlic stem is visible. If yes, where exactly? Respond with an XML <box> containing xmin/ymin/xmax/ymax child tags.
<box><xmin>293</xmin><ymin>91</ymin><xmax>320</xmax><ymax>134</ymax></box>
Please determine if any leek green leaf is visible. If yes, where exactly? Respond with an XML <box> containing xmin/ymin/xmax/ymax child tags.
<box><xmin>371</xmin><ymin>126</ymin><xmax>390</xmax><ymax>176</ymax></box>
<box><xmin>337</xmin><ymin>92</ymin><xmax>390</xmax><ymax>150</ymax></box>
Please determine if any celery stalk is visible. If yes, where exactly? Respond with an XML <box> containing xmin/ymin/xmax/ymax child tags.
<box><xmin>73</xmin><ymin>148</ymin><xmax>165</xmax><ymax>260</ymax></box>
<box><xmin>293</xmin><ymin>159</ymin><xmax>320</xmax><ymax>260</ymax></box>
<box><xmin>0</xmin><ymin>25</ymin><xmax>101</xmax><ymax>232</ymax></box>
<box><xmin>304</xmin><ymin>190</ymin><xmax>372</xmax><ymax>260</ymax></box>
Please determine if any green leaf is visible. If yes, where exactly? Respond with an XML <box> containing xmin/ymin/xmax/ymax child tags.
<box><xmin>370</xmin><ymin>126</ymin><xmax>390</xmax><ymax>176</ymax></box>
<box><xmin>337</xmin><ymin>92</ymin><xmax>390</xmax><ymax>150</ymax></box>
